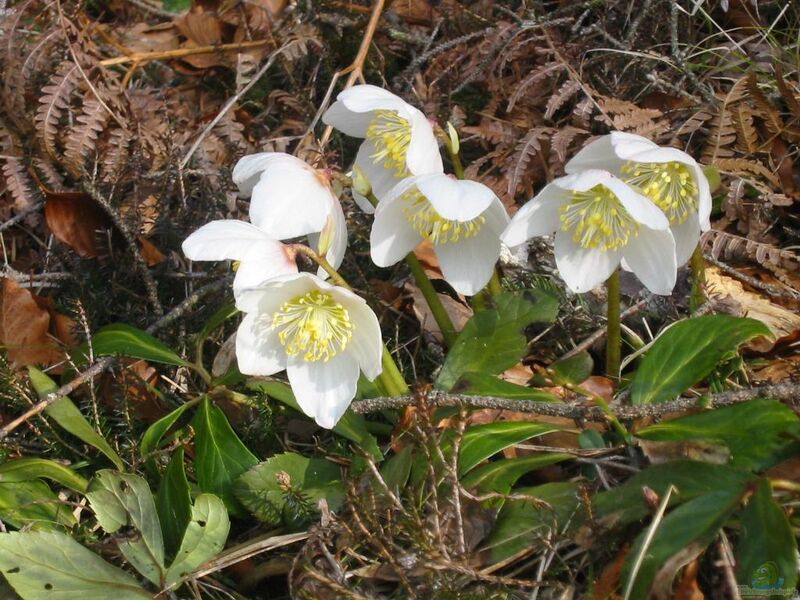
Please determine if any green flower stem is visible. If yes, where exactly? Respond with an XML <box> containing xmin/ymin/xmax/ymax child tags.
<box><xmin>450</xmin><ymin>148</ymin><xmax>465</xmax><ymax>179</ymax></box>
<box><xmin>405</xmin><ymin>252</ymin><xmax>458</xmax><ymax>347</ymax></box>
<box><xmin>291</xmin><ymin>244</ymin><xmax>410</xmax><ymax>395</ymax></box>
<box><xmin>605</xmin><ymin>270</ymin><xmax>622</xmax><ymax>379</ymax></box>
<box><xmin>488</xmin><ymin>270</ymin><xmax>503</xmax><ymax>296</ymax></box>
<box><xmin>689</xmin><ymin>244</ymin><xmax>706</xmax><ymax>313</ymax></box>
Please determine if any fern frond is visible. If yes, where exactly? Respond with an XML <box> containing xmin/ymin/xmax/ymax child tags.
<box><xmin>507</xmin><ymin>61</ymin><xmax>565</xmax><ymax>112</ymax></box>
<box><xmin>551</xmin><ymin>126</ymin><xmax>588</xmax><ymax>164</ymax></box>
<box><xmin>731</xmin><ymin>102</ymin><xmax>759</xmax><ymax>154</ymax></box>
<box><xmin>715</xmin><ymin>158</ymin><xmax>780</xmax><ymax>188</ymax></box>
<box><xmin>64</xmin><ymin>98</ymin><xmax>110</xmax><ymax>177</ymax></box>
<box><xmin>101</xmin><ymin>127</ymin><xmax>132</xmax><ymax>183</ymax></box>
<box><xmin>545</xmin><ymin>79</ymin><xmax>581</xmax><ymax>120</ymax></box>
<box><xmin>507</xmin><ymin>126</ymin><xmax>553</xmax><ymax>196</ymax></box>
<box><xmin>35</xmin><ymin>60</ymin><xmax>81</xmax><ymax>160</ymax></box>
<box><xmin>2</xmin><ymin>158</ymin><xmax>40</xmax><ymax>218</ymax></box>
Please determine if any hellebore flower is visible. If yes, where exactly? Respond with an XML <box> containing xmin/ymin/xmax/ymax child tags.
<box><xmin>322</xmin><ymin>84</ymin><xmax>443</xmax><ymax>212</ymax></box>
<box><xmin>565</xmin><ymin>132</ymin><xmax>711</xmax><ymax>266</ymax></box>
<box><xmin>370</xmin><ymin>173</ymin><xmax>509</xmax><ymax>296</ymax></box>
<box><xmin>232</xmin><ymin>152</ymin><xmax>348</xmax><ymax>273</ymax></box>
<box><xmin>235</xmin><ymin>272</ymin><xmax>383</xmax><ymax>429</ymax></box>
<box><xmin>182</xmin><ymin>220</ymin><xmax>297</xmax><ymax>293</ymax></box>
<box><xmin>502</xmin><ymin>169</ymin><xmax>677</xmax><ymax>295</ymax></box>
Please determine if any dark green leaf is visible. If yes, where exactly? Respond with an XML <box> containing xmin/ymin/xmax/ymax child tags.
<box><xmin>92</xmin><ymin>323</ymin><xmax>189</xmax><ymax>367</ymax></box>
<box><xmin>436</xmin><ymin>290</ymin><xmax>558</xmax><ymax>390</ymax></box>
<box><xmin>735</xmin><ymin>479</ymin><xmax>798</xmax><ymax>596</ymax></box>
<box><xmin>29</xmin><ymin>368</ymin><xmax>124</xmax><ymax>470</ymax></box>
<box><xmin>460</xmin><ymin>453</ymin><xmax>571</xmax><ymax>498</ymax></box>
<box><xmin>459</xmin><ymin>421</ymin><xmax>563</xmax><ymax>476</ymax></box>
<box><xmin>162</xmin><ymin>0</ymin><xmax>191</xmax><ymax>12</ymax></box>
<box><xmin>193</xmin><ymin>397</ymin><xmax>259</xmax><ymax>516</ymax></box>
<box><xmin>451</xmin><ymin>371</ymin><xmax>560</xmax><ymax>401</ymax></box>
<box><xmin>197</xmin><ymin>302</ymin><xmax>238</xmax><ymax>342</ymax></box>
<box><xmin>530</xmin><ymin>352</ymin><xmax>593</xmax><ymax>386</ymax></box>
<box><xmin>234</xmin><ymin>452</ymin><xmax>343</xmax><ymax>526</ymax></box>
<box><xmin>140</xmin><ymin>400</ymin><xmax>197</xmax><ymax>472</ymax></box>
<box><xmin>631</xmin><ymin>316</ymin><xmax>771</xmax><ymax>404</ymax></box>
<box><xmin>636</xmin><ymin>400</ymin><xmax>800</xmax><ymax>471</ymax></box>
<box><xmin>380</xmin><ymin>446</ymin><xmax>414</xmax><ymax>492</ymax></box>
<box><xmin>0</xmin><ymin>480</ymin><xmax>76</xmax><ymax>530</ymax></box>
<box><xmin>156</xmin><ymin>447</ymin><xmax>192</xmax><ymax>559</ymax></box>
<box><xmin>0</xmin><ymin>530</ymin><xmax>151</xmax><ymax>599</ymax></box>
<box><xmin>86</xmin><ymin>471</ymin><xmax>165</xmax><ymax>585</ymax></box>
<box><xmin>482</xmin><ymin>482</ymin><xmax>582</xmax><ymax>564</ymax></box>
<box><xmin>0</xmin><ymin>458</ymin><xmax>88</xmax><ymax>493</ymax></box>
<box><xmin>593</xmin><ymin>460</ymin><xmax>754</xmax><ymax>529</ymax></box>
<box><xmin>622</xmin><ymin>490</ymin><xmax>742</xmax><ymax>599</ymax></box>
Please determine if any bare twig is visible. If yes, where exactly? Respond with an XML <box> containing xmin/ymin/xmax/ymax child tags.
<box><xmin>0</xmin><ymin>202</ymin><xmax>44</xmax><ymax>233</ymax></box>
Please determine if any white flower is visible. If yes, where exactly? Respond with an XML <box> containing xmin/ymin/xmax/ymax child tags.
<box><xmin>565</xmin><ymin>132</ymin><xmax>711</xmax><ymax>266</ymax></box>
<box><xmin>182</xmin><ymin>220</ymin><xmax>297</xmax><ymax>293</ymax></box>
<box><xmin>370</xmin><ymin>173</ymin><xmax>509</xmax><ymax>296</ymax></box>
<box><xmin>235</xmin><ymin>272</ymin><xmax>383</xmax><ymax>429</ymax></box>
<box><xmin>502</xmin><ymin>169</ymin><xmax>677</xmax><ymax>295</ymax></box>
<box><xmin>322</xmin><ymin>84</ymin><xmax>443</xmax><ymax>213</ymax></box>
<box><xmin>232</xmin><ymin>152</ymin><xmax>348</xmax><ymax>275</ymax></box>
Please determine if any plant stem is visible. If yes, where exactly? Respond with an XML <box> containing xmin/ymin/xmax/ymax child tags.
<box><xmin>488</xmin><ymin>270</ymin><xmax>503</xmax><ymax>296</ymax></box>
<box><xmin>450</xmin><ymin>149</ymin><xmax>465</xmax><ymax>179</ymax></box>
<box><xmin>689</xmin><ymin>244</ymin><xmax>706</xmax><ymax>313</ymax></box>
<box><xmin>605</xmin><ymin>270</ymin><xmax>622</xmax><ymax>379</ymax></box>
<box><xmin>406</xmin><ymin>252</ymin><xmax>458</xmax><ymax>347</ymax></box>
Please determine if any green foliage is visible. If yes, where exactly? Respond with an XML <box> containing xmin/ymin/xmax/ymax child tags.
<box><xmin>458</xmin><ymin>421</ymin><xmax>563</xmax><ymax>476</ymax></box>
<box><xmin>436</xmin><ymin>290</ymin><xmax>558</xmax><ymax>390</ymax></box>
<box><xmin>460</xmin><ymin>453</ymin><xmax>572</xmax><ymax>498</ymax></box>
<box><xmin>630</xmin><ymin>316</ymin><xmax>771</xmax><ymax>405</ymax></box>
<box><xmin>451</xmin><ymin>371</ymin><xmax>559</xmax><ymax>401</ymax></box>
<box><xmin>156</xmin><ymin>447</ymin><xmax>192</xmax><ymax>559</ymax></box>
<box><xmin>0</xmin><ymin>480</ymin><xmax>76</xmax><ymax>530</ymax></box>
<box><xmin>0</xmin><ymin>458</ymin><xmax>88</xmax><ymax>493</ymax></box>
<box><xmin>91</xmin><ymin>323</ymin><xmax>189</xmax><ymax>367</ymax></box>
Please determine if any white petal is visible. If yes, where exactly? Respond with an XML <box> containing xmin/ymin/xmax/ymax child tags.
<box><xmin>337</xmin><ymin>292</ymin><xmax>383</xmax><ymax>380</ymax></box>
<box><xmin>286</xmin><ymin>353</ymin><xmax>359</xmax><ymax>429</ymax></box>
<box><xmin>555</xmin><ymin>169</ymin><xmax>614</xmax><ymax>192</ymax></box>
<box><xmin>406</xmin><ymin>110</ymin><xmax>444</xmax><ymax>176</ymax></box>
<box><xmin>692</xmin><ymin>164</ymin><xmax>712</xmax><ymax>230</ymax></box>
<box><xmin>318</xmin><ymin>197</ymin><xmax>348</xmax><ymax>277</ymax></box>
<box><xmin>322</xmin><ymin>100</ymin><xmax>373</xmax><ymax>137</ymax></box>
<box><xmin>415</xmin><ymin>175</ymin><xmax>494</xmax><ymax>221</ymax></box>
<box><xmin>565</xmin><ymin>133</ymin><xmax>657</xmax><ymax>174</ymax></box>
<box><xmin>353</xmin><ymin>138</ymin><xmax>404</xmax><ymax>210</ymax></box>
<box><xmin>182</xmin><ymin>220</ymin><xmax>281</xmax><ymax>261</ymax></box>
<box><xmin>671</xmin><ymin>217</ymin><xmax>702</xmax><ymax>267</ymax></box>
<box><xmin>235</xmin><ymin>272</ymin><xmax>317</xmax><ymax>315</ymax></box>
<box><xmin>554</xmin><ymin>233</ymin><xmax>621</xmax><ymax>293</ymax></box>
<box><xmin>601</xmin><ymin>177</ymin><xmax>670</xmax><ymax>230</ymax></box>
<box><xmin>249</xmin><ymin>167</ymin><xmax>331</xmax><ymax>239</ymax></box>
<box><xmin>232</xmin><ymin>153</ymin><xmax>284</xmax><ymax>197</ymax></box>
<box><xmin>622</xmin><ymin>228</ymin><xmax>677</xmax><ymax>295</ymax></box>
<box><xmin>337</xmin><ymin>84</ymin><xmax>408</xmax><ymax>113</ymax></box>
<box><xmin>627</xmin><ymin>146</ymin><xmax>697</xmax><ymax>167</ymax></box>
<box><xmin>501</xmin><ymin>183</ymin><xmax>566</xmax><ymax>247</ymax></box>
<box><xmin>370</xmin><ymin>189</ymin><xmax>423</xmax><ymax>267</ymax></box>
<box><xmin>235</xmin><ymin>312</ymin><xmax>286</xmax><ymax>376</ymax></box>
<box><xmin>233</xmin><ymin>240</ymin><xmax>298</xmax><ymax>292</ymax></box>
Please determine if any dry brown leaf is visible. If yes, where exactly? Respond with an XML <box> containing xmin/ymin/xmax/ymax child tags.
<box><xmin>44</xmin><ymin>192</ymin><xmax>115</xmax><ymax>258</ymax></box>
<box><xmin>138</xmin><ymin>236</ymin><xmax>166</xmax><ymax>267</ymax></box>
<box><xmin>674</xmin><ymin>558</ymin><xmax>705</xmax><ymax>600</ymax></box>
<box><xmin>413</xmin><ymin>240</ymin><xmax>442</xmax><ymax>279</ymax></box>
<box><xmin>593</xmin><ymin>544</ymin><xmax>627</xmax><ymax>599</ymax></box>
<box><xmin>0</xmin><ymin>279</ymin><xmax>64</xmax><ymax>369</ymax></box>
<box><xmin>404</xmin><ymin>281</ymin><xmax>473</xmax><ymax>343</ymax></box>
<box><xmin>101</xmin><ymin>359</ymin><xmax>164</xmax><ymax>422</ymax></box>
<box><xmin>705</xmin><ymin>266</ymin><xmax>800</xmax><ymax>352</ymax></box>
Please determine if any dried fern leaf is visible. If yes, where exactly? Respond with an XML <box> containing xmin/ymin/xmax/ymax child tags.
<box><xmin>703</xmin><ymin>229</ymin><xmax>799</xmax><ymax>271</ymax></box>
<box><xmin>507</xmin><ymin>126</ymin><xmax>554</xmax><ymax>196</ymax></box>
<box><xmin>571</xmin><ymin>97</ymin><xmax>594</xmax><ymax>129</ymax></box>
<box><xmin>2</xmin><ymin>158</ymin><xmax>39</xmax><ymax>217</ymax></box>
<box><xmin>35</xmin><ymin>60</ymin><xmax>81</xmax><ymax>161</ymax></box>
<box><xmin>732</xmin><ymin>102</ymin><xmax>759</xmax><ymax>154</ymax></box>
<box><xmin>551</xmin><ymin>126</ymin><xmax>588</xmax><ymax>164</ymax></box>
<box><xmin>214</xmin><ymin>111</ymin><xmax>248</xmax><ymax>150</ymax></box>
<box><xmin>701</xmin><ymin>78</ymin><xmax>748</xmax><ymax>164</ymax></box>
<box><xmin>715</xmin><ymin>158</ymin><xmax>780</xmax><ymax>188</ymax></box>
<box><xmin>101</xmin><ymin>127</ymin><xmax>132</xmax><ymax>183</ymax></box>
<box><xmin>507</xmin><ymin>61</ymin><xmax>565</xmax><ymax>112</ymax></box>
<box><xmin>64</xmin><ymin>98</ymin><xmax>110</xmax><ymax>177</ymax></box>
<box><xmin>671</xmin><ymin>109</ymin><xmax>714</xmax><ymax>141</ymax></box>
<box><xmin>746</xmin><ymin>74</ymin><xmax>784</xmax><ymax>137</ymax></box>
<box><xmin>545</xmin><ymin>79</ymin><xmax>581</xmax><ymax>120</ymax></box>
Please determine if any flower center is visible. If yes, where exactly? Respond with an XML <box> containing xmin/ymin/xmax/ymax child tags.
<box><xmin>401</xmin><ymin>189</ymin><xmax>485</xmax><ymax>245</ymax></box>
<box><xmin>559</xmin><ymin>185</ymin><xmax>639</xmax><ymax>251</ymax></box>
<box><xmin>271</xmin><ymin>290</ymin><xmax>353</xmax><ymax>362</ymax></box>
<box><xmin>366</xmin><ymin>110</ymin><xmax>412</xmax><ymax>176</ymax></box>
<box><xmin>621</xmin><ymin>161</ymin><xmax>698</xmax><ymax>225</ymax></box>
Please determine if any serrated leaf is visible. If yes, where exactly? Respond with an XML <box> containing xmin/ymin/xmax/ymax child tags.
<box><xmin>0</xmin><ymin>458</ymin><xmax>88</xmax><ymax>493</ymax></box>
<box><xmin>735</xmin><ymin>479</ymin><xmax>798</xmax><ymax>595</ymax></box>
<box><xmin>234</xmin><ymin>453</ymin><xmax>343</xmax><ymax>526</ymax></box>
<box><xmin>631</xmin><ymin>316</ymin><xmax>771</xmax><ymax>404</ymax></box>
<box><xmin>156</xmin><ymin>447</ymin><xmax>192</xmax><ymax>559</ymax></box>
<box><xmin>0</xmin><ymin>480</ymin><xmax>76</xmax><ymax>530</ymax></box>
<box><xmin>92</xmin><ymin>323</ymin><xmax>189</xmax><ymax>367</ymax></box>
<box><xmin>164</xmin><ymin>494</ymin><xmax>229</xmax><ymax>587</ymax></box>
<box><xmin>29</xmin><ymin>367</ymin><xmax>124</xmax><ymax>470</ymax></box>
<box><xmin>451</xmin><ymin>371</ymin><xmax>560</xmax><ymax>401</ymax></box>
<box><xmin>459</xmin><ymin>421</ymin><xmax>563</xmax><ymax>476</ymax></box>
<box><xmin>86</xmin><ymin>471</ymin><xmax>165</xmax><ymax>585</ymax></box>
<box><xmin>193</xmin><ymin>397</ymin><xmax>259</xmax><ymax>516</ymax></box>
<box><xmin>635</xmin><ymin>400</ymin><xmax>800</xmax><ymax>471</ymax></box>
<box><xmin>460</xmin><ymin>453</ymin><xmax>571</xmax><ymax>499</ymax></box>
<box><xmin>436</xmin><ymin>290</ymin><xmax>558</xmax><ymax>391</ymax></box>
<box><xmin>0</xmin><ymin>530</ymin><xmax>150</xmax><ymax>599</ymax></box>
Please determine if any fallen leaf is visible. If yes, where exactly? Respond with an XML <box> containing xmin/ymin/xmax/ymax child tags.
<box><xmin>405</xmin><ymin>281</ymin><xmax>472</xmax><ymax>343</ymax></box>
<box><xmin>594</xmin><ymin>544</ymin><xmax>628</xmax><ymax>599</ymax></box>
<box><xmin>0</xmin><ymin>279</ymin><xmax>64</xmax><ymax>369</ymax></box>
<box><xmin>101</xmin><ymin>359</ymin><xmax>164</xmax><ymax>422</ymax></box>
<box><xmin>413</xmin><ymin>240</ymin><xmax>443</xmax><ymax>279</ymax></box>
<box><xmin>44</xmin><ymin>191</ymin><xmax>116</xmax><ymax>258</ymax></box>
<box><xmin>674</xmin><ymin>558</ymin><xmax>705</xmax><ymax>600</ymax></box>
<box><xmin>138</xmin><ymin>236</ymin><xmax>166</xmax><ymax>266</ymax></box>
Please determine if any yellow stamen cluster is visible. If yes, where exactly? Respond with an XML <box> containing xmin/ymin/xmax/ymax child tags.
<box><xmin>271</xmin><ymin>290</ymin><xmax>353</xmax><ymax>362</ymax></box>
<box><xmin>366</xmin><ymin>110</ymin><xmax>412</xmax><ymax>176</ymax></box>
<box><xmin>560</xmin><ymin>185</ymin><xmax>639</xmax><ymax>251</ymax></box>
<box><xmin>622</xmin><ymin>161</ymin><xmax>698</xmax><ymax>225</ymax></box>
<box><xmin>402</xmin><ymin>189</ymin><xmax>485</xmax><ymax>245</ymax></box>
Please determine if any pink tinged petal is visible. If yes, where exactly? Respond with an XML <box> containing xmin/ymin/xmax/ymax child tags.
<box><xmin>235</xmin><ymin>272</ymin><xmax>317</xmax><ymax>315</ymax></box>
<box><xmin>405</xmin><ymin>111</ymin><xmax>444</xmax><ymax>176</ymax></box>
<box><xmin>338</xmin><ymin>293</ymin><xmax>383</xmax><ymax>381</ymax></box>
<box><xmin>235</xmin><ymin>312</ymin><xmax>286</xmax><ymax>376</ymax></box>
<box><xmin>415</xmin><ymin>175</ymin><xmax>494</xmax><ymax>221</ymax></box>
<box><xmin>322</xmin><ymin>100</ymin><xmax>374</xmax><ymax>137</ymax></box>
<box><xmin>671</xmin><ymin>217</ymin><xmax>702</xmax><ymax>267</ymax></box>
<box><xmin>554</xmin><ymin>233</ymin><xmax>621</xmax><ymax>293</ymax></box>
<box><xmin>601</xmin><ymin>177</ymin><xmax>670</xmax><ymax>230</ymax></box>
<box><xmin>435</xmin><ymin>211</ymin><xmax>504</xmax><ymax>295</ymax></box>
<box><xmin>501</xmin><ymin>183</ymin><xmax>566</xmax><ymax>247</ymax></box>
<box><xmin>622</xmin><ymin>227</ymin><xmax>677</xmax><ymax>295</ymax></box>
<box><xmin>286</xmin><ymin>353</ymin><xmax>360</xmax><ymax>429</ymax></box>
<box><xmin>249</xmin><ymin>167</ymin><xmax>331</xmax><ymax>239</ymax></box>
<box><xmin>370</xmin><ymin>188</ymin><xmax>424</xmax><ymax>267</ymax></box>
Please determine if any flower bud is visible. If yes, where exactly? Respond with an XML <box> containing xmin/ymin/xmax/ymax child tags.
<box><xmin>351</xmin><ymin>164</ymin><xmax>372</xmax><ymax>198</ymax></box>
